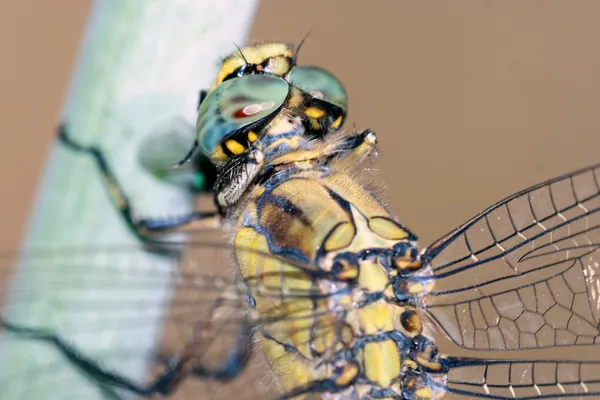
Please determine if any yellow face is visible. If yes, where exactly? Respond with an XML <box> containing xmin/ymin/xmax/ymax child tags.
<box><xmin>210</xmin><ymin>43</ymin><xmax>294</xmax><ymax>90</ymax></box>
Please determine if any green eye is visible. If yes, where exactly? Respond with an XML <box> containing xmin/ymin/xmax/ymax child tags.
<box><xmin>196</xmin><ymin>74</ymin><xmax>289</xmax><ymax>157</ymax></box>
<box><xmin>287</xmin><ymin>66</ymin><xmax>347</xmax><ymax>110</ymax></box>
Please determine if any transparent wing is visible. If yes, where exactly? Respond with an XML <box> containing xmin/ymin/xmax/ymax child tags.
<box><xmin>0</xmin><ymin>241</ymin><xmax>341</xmax><ymax>400</ymax></box>
<box><xmin>438</xmin><ymin>357</ymin><xmax>600</xmax><ymax>399</ymax></box>
<box><xmin>422</xmin><ymin>163</ymin><xmax>600</xmax><ymax>352</ymax></box>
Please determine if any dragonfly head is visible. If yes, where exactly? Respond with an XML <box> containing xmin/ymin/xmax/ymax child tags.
<box><xmin>195</xmin><ymin>42</ymin><xmax>348</xmax><ymax>168</ymax></box>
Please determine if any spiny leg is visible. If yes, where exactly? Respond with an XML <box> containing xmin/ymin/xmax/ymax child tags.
<box><xmin>57</xmin><ymin>123</ymin><xmax>221</xmax><ymax>242</ymax></box>
<box><xmin>328</xmin><ymin>128</ymin><xmax>378</xmax><ymax>170</ymax></box>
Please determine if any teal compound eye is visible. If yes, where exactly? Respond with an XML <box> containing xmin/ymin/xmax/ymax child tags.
<box><xmin>288</xmin><ymin>66</ymin><xmax>347</xmax><ymax>110</ymax></box>
<box><xmin>196</xmin><ymin>74</ymin><xmax>290</xmax><ymax>161</ymax></box>
<box><xmin>287</xmin><ymin>66</ymin><xmax>348</xmax><ymax>133</ymax></box>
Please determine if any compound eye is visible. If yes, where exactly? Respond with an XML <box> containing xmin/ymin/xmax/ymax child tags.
<box><xmin>287</xmin><ymin>66</ymin><xmax>348</xmax><ymax>134</ymax></box>
<box><xmin>196</xmin><ymin>74</ymin><xmax>289</xmax><ymax>160</ymax></box>
<box><xmin>288</xmin><ymin>66</ymin><xmax>347</xmax><ymax>110</ymax></box>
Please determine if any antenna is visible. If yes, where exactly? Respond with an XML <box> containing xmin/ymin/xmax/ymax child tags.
<box><xmin>232</xmin><ymin>42</ymin><xmax>250</xmax><ymax>67</ymax></box>
<box><xmin>291</xmin><ymin>29</ymin><xmax>315</xmax><ymax>66</ymax></box>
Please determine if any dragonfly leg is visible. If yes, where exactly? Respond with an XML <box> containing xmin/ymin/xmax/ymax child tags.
<box><xmin>329</xmin><ymin>128</ymin><xmax>378</xmax><ymax>170</ymax></box>
<box><xmin>0</xmin><ymin>318</ymin><xmax>161</xmax><ymax>397</ymax></box>
<box><xmin>174</xmin><ymin>287</ymin><xmax>254</xmax><ymax>383</ymax></box>
<box><xmin>57</xmin><ymin>123</ymin><xmax>222</xmax><ymax>242</ymax></box>
<box><xmin>214</xmin><ymin>150</ymin><xmax>265</xmax><ymax>213</ymax></box>
<box><xmin>154</xmin><ymin>322</ymin><xmax>253</xmax><ymax>396</ymax></box>
<box><xmin>1</xmin><ymin>316</ymin><xmax>251</xmax><ymax>397</ymax></box>
<box><xmin>188</xmin><ymin>321</ymin><xmax>253</xmax><ymax>381</ymax></box>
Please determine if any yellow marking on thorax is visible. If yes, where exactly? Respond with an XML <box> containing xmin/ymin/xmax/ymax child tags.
<box><xmin>234</xmin><ymin>167</ymin><xmax>423</xmax><ymax>396</ymax></box>
<box><xmin>357</xmin><ymin>258</ymin><xmax>388</xmax><ymax>292</ymax></box>
<box><xmin>415</xmin><ymin>387</ymin><xmax>434</xmax><ymax>399</ymax></box>
<box><xmin>263</xmin><ymin>135</ymin><xmax>307</xmax><ymax>156</ymax></box>
<box><xmin>356</xmin><ymin>302</ymin><xmax>394</xmax><ymax>334</ymax></box>
<box><xmin>335</xmin><ymin>363</ymin><xmax>359</xmax><ymax>386</ymax></box>
<box><xmin>266</xmin><ymin>177</ymin><xmax>352</xmax><ymax>258</ymax></box>
<box><xmin>319</xmin><ymin>203</ymin><xmax>405</xmax><ymax>271</ymax></box>
<box><xmin>368</xmin><ymin>217</ymin><xmax>409</xmax><ymax>240</ymax></box>
<box><xmin>270</xmin><ymin>154</ymin><xmax>324</xmax><ymax>169</ymax></box>
<box><xmin>362</xmin><ymin>340</ymin><xmax>401</xmax><ymax>388</ymax></box>
<box><xmin>269</xmin><ymin>148</ymin><xmax>322</xmax><ymax>165</ymax></box>
<box><xmin>323</xmin><ymin>221</ymin><xmax>356</xmax><ymax>252</ymax></box>
<box><xmin>393</xmin><ymin>249</ymin><xmax>422</xmax><ymax>271</ymax></box>
<box><xmin>269</xmin><ymin>138</ymin><xmax>347</xmax><ymax>166</ymax></box>
<box><xmin>408</xmin><ymin>282</ymin><xmax>426</xmax><ymax>294</ymax></box>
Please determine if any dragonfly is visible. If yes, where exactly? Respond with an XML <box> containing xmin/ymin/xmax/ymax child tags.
<box><xmin>1</xmin><ymin>41</ymin><xmax>600</xmax><ymax>400</ymax></box>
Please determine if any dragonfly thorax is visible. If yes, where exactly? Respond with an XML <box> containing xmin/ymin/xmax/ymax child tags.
<box><xmin>234</xmin><ymin>162</ymin><xmax>448</xmax><ymax>398</ymax></box>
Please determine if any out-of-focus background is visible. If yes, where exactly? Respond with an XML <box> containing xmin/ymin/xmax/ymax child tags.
<box><xmin>1</xmin><ymin>0</ymin><xmax>598</xmax><ymax>252</ymax></box>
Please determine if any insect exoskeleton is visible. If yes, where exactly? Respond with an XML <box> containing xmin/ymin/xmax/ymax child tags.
<box><xmin>196</xmin><ymin>42</ymin><xmax>349</xmax><ymax>211</ymax></box>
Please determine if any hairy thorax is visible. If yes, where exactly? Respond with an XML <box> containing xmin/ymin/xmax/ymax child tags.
<box><xmin>233</xmin><ymin>158</ymin><xmax>446</xmax><ymax>399</ymax></box>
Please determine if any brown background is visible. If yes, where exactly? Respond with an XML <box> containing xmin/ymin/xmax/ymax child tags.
<box><xmin>0</xmin><ymin>0</ymin><xmax>599</xmax><ymax>398</ymax></box>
